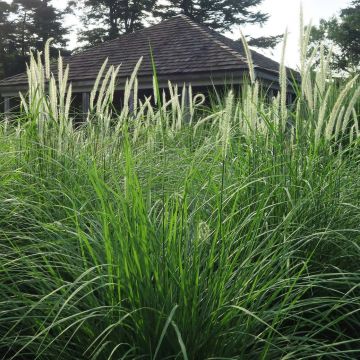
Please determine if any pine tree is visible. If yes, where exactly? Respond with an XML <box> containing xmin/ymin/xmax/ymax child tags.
<box><xmin>0</xmin><ymin>1</ymin><xmax>15</xmax><ymax>79</ymax></box>
<box><xmin>154</xmin><ymin>0</ymin><xmax>269</xmax><ymax>33</ymax></box>
<box><xmin>11</xmin><ymin>0</ymin><xmax>38</xmax><ymax>58</ymax></box>
<box><xmin>1</xmin><ymin>0</ymin><xmax>70</xmax><ymax>79</ymax></box>
<box><xmin>71</xmin><ymin>0</ymin><xmax>156</xmax><ymax>48</ymax></box>
<box><xmin>32</xmin><ymin>0</ymin><xmax>69</xmax><ymax>52</ymax></box>
<box><xmin>12</xmin><ymin>0</ymin><xmax>69</xmax><ymax>54</ymax></box>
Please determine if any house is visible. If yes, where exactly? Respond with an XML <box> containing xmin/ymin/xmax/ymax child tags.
<box><xmin>0</xmin><ymin>14</ymin><xmax>298</xmax><ymax>114</ymax></box>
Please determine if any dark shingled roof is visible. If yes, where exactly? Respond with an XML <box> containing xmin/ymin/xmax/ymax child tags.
<box><xmin>0</xmin><ymin>14</ymin><xmax>298</xmax><ymax>89</ymax></box>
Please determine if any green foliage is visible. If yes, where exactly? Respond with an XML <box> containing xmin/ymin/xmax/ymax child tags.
<box><xmin>154</xmin><ymin>0</ymin><xmax>269</xmax><ymax>32</ymax></box>
<box><xmin>0</xmin><ymin>0</ymin><xmax>69</xmax><ymax>80</ymax></box>
<box><xmin>75</xmin><ymin>0</ymin><xmax>281</xmax><ymax>49</ymax></box>
<box><xmin>71</xmin><ymin>0</ymin><xmax>157</xmax><ymax>47</ymax></box>
<box><xmin>0</xmin><ymin>0</ymin><xmax>15</xmax><ymax>79</ymax></box>
<box><xmin>0</xmin><ymin>32</ymin><xmax>360</xmax><ymax>359</ymax></box>
<box><xmin>248</xmin><ymin>34</ymin><xmax>283</xmax><ymax>49</ymax></box>
<box><xmin>309</xmin><ymin>0</ymin><xmax>360</xmax><ymax>73</ymax></box>
<box><xmin>153</xmin><ymin>0</ymin><xmax>282</xmax><ymax>49</ymax></box>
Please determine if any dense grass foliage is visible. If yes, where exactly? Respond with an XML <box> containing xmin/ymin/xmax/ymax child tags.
<box><xmin>0</xmin><ymin>34</ymin><xmax>360</xmax><ymax>359</ymax></box>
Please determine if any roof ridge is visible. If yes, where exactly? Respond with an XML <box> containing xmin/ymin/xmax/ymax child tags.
<box><xmin>178</xmin><ymin>16</ymin><xmax>252</xmax><ymax>68</ymax></box>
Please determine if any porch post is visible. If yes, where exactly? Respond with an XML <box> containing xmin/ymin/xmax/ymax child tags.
<box><xmin>4</xmin><ymin>97</ymin><xmax>10</xmax><ymax>114</ymax></box>
<box><xmin>82</xmin><ymin>92</ymin><xmax>90</xmax><ymax>117</ymax></box>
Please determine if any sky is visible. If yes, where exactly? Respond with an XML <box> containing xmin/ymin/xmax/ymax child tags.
<box><xmin>237</xmin><ymin>0</ymin><xmax>352</xmax><ymax>69</ymax></box>
<box><xmin>13</xmin><ymin>0</ymin><xmax>352</xmax><ymax>69</ymax></box>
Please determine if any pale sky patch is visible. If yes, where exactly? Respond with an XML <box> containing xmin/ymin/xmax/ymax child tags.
<box><xmin>237</xmin><ymin>0</ymin><xmax>351</xmax><ymax>69</ymax></box>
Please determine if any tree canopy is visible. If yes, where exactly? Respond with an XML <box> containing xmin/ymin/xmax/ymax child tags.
<box><xmin>309</xmin><ymin>0</ymin><xmax>360</xmax><ymax>73</ymax></box>
<box><xmin>0</xmin><ymin>1</ymin><xmax>15</xmax><ymax>79</ymax></box>
<box><xmin>0</xmin><ymin>0</ymin><xmax>69</xmax><ymax>80</ymax></box>
<box><xmin>69</xmin><ymin>0</ymin><xmax>156</xmax><ymax>48</ymax></box>
<box><xmin>74</xmin><ymin>0</ymin><xmax>281</xmax><ymax>49</ymax></box>
<box><xmin>154</xmin><ymin>0</ymin><xmax>269</xmax><ymax>32</ymax></box>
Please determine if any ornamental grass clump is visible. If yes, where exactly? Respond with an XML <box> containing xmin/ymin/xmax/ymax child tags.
<box><xmin>0</xmin><ymin>14</ymin><xmax>360</xmax><ymax>360</ymax></box>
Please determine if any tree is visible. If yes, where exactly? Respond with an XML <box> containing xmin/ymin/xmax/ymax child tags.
<box><xmin>248</xmin><ymin>35</ymin><xmax>283</xmax><ymax>49</ymax></box>
<box><xmin>32</xmin><ymin>0</ymin><xmax>69</xmax><ymax>52</ymax></box>
<box><xmin>71</xmin><ymin>0</ymin><xmax>156</xmax><ymax>48</ymax></box>
<box><xmin>0</xmin><ymin>0</ymin><xmax>70</xmax><ymax>79</ymax></box>
<box><xmin>154</xmin><ymin>0</ymin><xmax>267</xmax><ymax>32</ymax></box>
<box><xmin>0</xmin><ymin>1</ymin><xmax>16</xmax><ymax>79</ymax></box>
<box><xmin>154</xmin><ymin>0</ymin><xmax>281</xmax><ymax>49</ymax></box>
<box><xmin>11</xmin><ymin>0</ymin><xmax>38</xmax><ymax>58</ymax></box>
<box><xmin>12</xmin><ymin>0</ymin><xmax>69</xmax><ymax>54</ymax></box>
<box><xmin>309</xmin><ymin>0</ymin><xmax>360</xmax><ymax>73</ymax></box>
<box><xmin>75</xmin><ymin>0</ymin><xmax>280</xmax><ymax>50</ymax></box>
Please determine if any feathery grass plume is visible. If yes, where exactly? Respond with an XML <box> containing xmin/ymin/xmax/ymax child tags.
<box><xmin>44</xmin><ymin>38</ymin><xmax>53</xmax><ymax>80</ymax></box>
<box><xmin>20</xmin><ymin>43</ymin><xmax>75</xmax><ymax>149</ymax></box>
<box><xmin>341</xmin><ymin>86</ymin><xmax>360</xmax><ymax>134</ymax></box>
<box><xmin>98</xmin><ymin>65</ymin><xmax>120</xmax><ymax>118</ymax></box>
<box><xmin>190</xmin><ymin>92</ymin><xmax>205</xmax><ymax>126</ymax></box>
<box><xmin>168</xmin><ymin>81</ymin><xmax>178</xmax><ymax>131</ymax></box>
<box><xmin>152</xmin><ymin>75</ymin><xmax>158</xmax><ymax>105</ymax></box>
<box><xmin>180</xmin><ymin>84</ymin><xmax>188</xmax><ymax>129</ymax></box>
<box><xmin>271</xmin><ymin>92</ymin><xmax>281</xmax><ymax>130</ymax></box>
<box><xmin>124</xmin><ymin>57</ymin><xmax>142</xmax><ymax>104</ymax></box>
<box><xmin>242</xmin><ymin>81</ymin><xmax>261</xmax><ymax>136</ymax></box>
<box><xmin>37</xmin><ymin>52</ymin><xmax>44</xmax><ymax>88</ymax></box>
<box><xmin>240</xmin><ymin>31</ymin><xmax>255</xmax><ymax>85</ymax></box>
<box><xmin>302</xmin><ymin>45</ymin><xmax>318</xmax><ymax>112</ymax></box>
<box><xmin>315</xmin><ymin>86</ymin><xmax>332</xmax><ymax>145</ymax></box>
<box><xmin>334</xmin><ymin>106</ymin><xmax>346</xmax><ymax>141</ymax></box>
<box><xmin>188</xmin><ymin>85</ymin><xmax>194</xmax><ymax>124</ymax></box>
<box><xmin>59</xmin><ymin>65</ymin><xmax>69</xmax><ymax>111</ymax></box>
<box><xmin>90</xmin><ymin>58</ymin><xmax>109</xmax><ymax>111</ymax></box>
<box><xmin>350</xmin><ymin>123</ymin><xmax>356</xmax><ymax>144</ymax></box>
<box><xmin>299</xmin><ymin>6</ymin><xmax>318</xmax><ymax>111</ymax></box>
<box><xmin>58</xmin><ymin>51</ymin><xmax>63</xmax><ymax>92</ymax></box>
<box><xmin>24</xmin><ymin>50</ymin><xmax>47</xmax><ymax>140</ymax></box>
<box><xmin>299</xmin><ymin>8</ymin><xmax>313</xmax><ymax>79</ymax></box>
<box><xmin>117</xmin><ymin>57</ymin><xmax>142</xmax><ymax>127</ymax></box>
<box><xmin>64</xmin><ymin>83</ymin><xmax>72</xmax><ymax>125</ymax></box>
<box><xmin>325</xmin><ymin>75</ymin><xmax>359</xmax><ymax>141</ymax></box>
<box><xmin>100</xmin><ymin>65</ymin><xmax>121</xmax><ymax>135</ymax></box>
<box><xmin>241</xmin><ymin>85</ymin><xmax>251</xmax><ymax>135</ymax></box>
<box><xmin>299</xmin><ymin>3</ymin><xmax>305</xmax><ymax>75</ymax></box>
<box><xmin>133</xmin><ymin>96</ymin><xmax>153</xmax><ymax>143</ymax></box>
<box><xmin>96</xmin><ymin>65</ymin><xmax>113</xmax><ymax>115</ymax></box>
<box><xmin>353</xmin><ymin>108</ymin><xmax>359</xmax><ymax>138</ymax></box>
<box><xmin>315</xmin><ymin>44</ymin><xmax>332</xmax><ymax>103</ymax></box>
<box><xmin>218</xmin><ymin>90</ymin><xmax>234</xmax><ymax>158</ymax></box>
<box><xmin>293</xmin><ymin>98</ymin><xmax>302</xmax><ymax>143</ymax></box>
<box><xmin>314</xmin><ymin>44</ymin><xmax>325</xmax><ymax>107</ymax></box>
<box><xmin>133</xmin><ymin>77</ymin><xmax>138</xmax><ymax>116</ymax></box>
<box><xmin>279</xmin><ymin>29</ymin><xmax>288</xmax><ymax>131</ymax></box>
<box><xmin>18</xmin><ymin>91</ymin><xmax>28</xmax><ymax>114</ymax></box>
<box><xmin>252</xmin><ymin>81</ymin><xmax>259</xmax><ymax>121</ymax></box>
<box><xmin>49</xmin><ymin>76</ymin><xmax>58</xmax><ymax>122</ymax></box>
